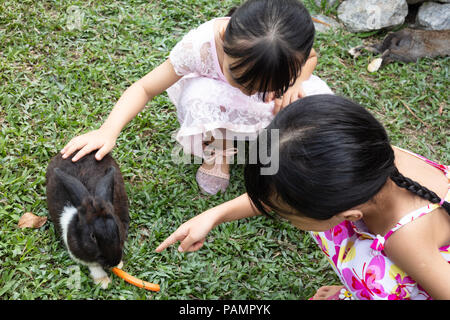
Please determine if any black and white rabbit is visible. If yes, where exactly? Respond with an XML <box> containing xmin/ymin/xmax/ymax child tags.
<box><xmin>46</xmin><ymin>151</ymin><xmax>130</xmax><ymax>289</ymax></box>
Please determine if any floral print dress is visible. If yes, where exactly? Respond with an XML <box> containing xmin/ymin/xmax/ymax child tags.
<box><xmin>311</xmin><ymin>147</ymin><xmax>450</xmax><ymax>300</ymax></box>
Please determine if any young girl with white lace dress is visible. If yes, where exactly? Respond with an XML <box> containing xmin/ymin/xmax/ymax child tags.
<box><xmin>60</xmin><ymin>0</ymin><xmax>333</xmax><ymax>195</ymax></box>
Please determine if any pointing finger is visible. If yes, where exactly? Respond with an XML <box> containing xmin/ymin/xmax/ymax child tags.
<box><xmin>155</xmin><ymin>229</ymin><xmax>187</xmax><ymax>252</ymax></box>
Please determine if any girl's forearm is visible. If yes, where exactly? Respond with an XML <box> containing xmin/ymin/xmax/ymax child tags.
<box><xmin>295</xmin><ymin>48</ymin><xmax>318</xmax><ymax>86</ymax></box>
<box><xmin>100</xmin><ymin>59</ymin><xmax>181</xmax><ymax>138</ymax></box>
<box><xmin>297</xmin><ymin>55</ymin><xmax>317</xmax><ymax>84</ymax></box>
<box><xmin>99</xmin><ymin>83</ymin><xmax>151</xmax><ymax>138</ymax></box>
<box><xmin>212</xmin><ymin>193</ymin><xmax>261</xmax><ymax>227</ymax></box>
<box><xmin>154</xmin><ymin>193</ymin><xmax>262</xmax><ymax>253</ymax></box>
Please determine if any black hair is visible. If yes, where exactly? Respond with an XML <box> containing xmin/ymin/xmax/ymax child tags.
<box><xmin>244</xmin><ymin>94</ymin><xmax>450</xmax><ymax>220</ymax></box>
<box><xmin>223</xmin><ymin>0</ymin><xmax>315</xmax><ymax>101</ymax></box>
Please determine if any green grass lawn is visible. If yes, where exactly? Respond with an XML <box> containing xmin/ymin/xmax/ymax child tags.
<box><xmin>0</xmin><ymin>0</ymin><xmax>448</xmax><ymax>300</ymax></box>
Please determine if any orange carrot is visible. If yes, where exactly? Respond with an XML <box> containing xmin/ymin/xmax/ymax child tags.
<box><xmin>111</xmin><ymin>267</ymin><xmax>160</xmax><ymax>292</ymax></box>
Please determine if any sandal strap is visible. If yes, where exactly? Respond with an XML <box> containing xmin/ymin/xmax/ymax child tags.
<box><xmin>203</xmin><ymin>147</ymin><xmax>238</xmax><ymax>165</ymax></box>
<box><xmin>198</xmin><ymin>164</ymin><xmax>230</xmax><ymax>180</ymax></box>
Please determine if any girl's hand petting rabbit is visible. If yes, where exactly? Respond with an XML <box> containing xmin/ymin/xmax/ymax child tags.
<box><xmin>61</xmin><ymin>128</ymin><xmax>118</xmax><ymax>162</ymax></box>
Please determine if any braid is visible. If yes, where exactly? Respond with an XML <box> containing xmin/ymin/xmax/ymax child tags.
<box><xmin>390</xmin><ymin>167</ymin><xmax>450</xmax><ymax>214</ymax></box>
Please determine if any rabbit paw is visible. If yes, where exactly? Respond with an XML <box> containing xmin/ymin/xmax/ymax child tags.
<box><xmin>89</xmin><ymin>264</ymin><xmax>110</xmax><ymax>289</ymax></box>
<box><xmin>93</xmin><ymin>275</ymin><xmax>111</xmax><ymax>289</ymax></box>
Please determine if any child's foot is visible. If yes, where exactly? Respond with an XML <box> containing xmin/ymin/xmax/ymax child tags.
<box><xmin>196</xmin><ymin>158</ymin><xmax>230</xmax><ymax>195</ymax></box>
<box><xmin>196</xmin><ymin>147</ymin><xmax>237</xmax><ymax>195</ymax></box>
<box><xmin>309</xmin><ymin>285</ymin><xmax>353</xmax><ymax>300</ymax></box>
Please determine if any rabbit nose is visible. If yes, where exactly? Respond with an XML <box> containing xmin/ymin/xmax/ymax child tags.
<box><xmin>102</xmin><ymin>253</ymin><xmax>122</xmax><ymax>268</ymax></box>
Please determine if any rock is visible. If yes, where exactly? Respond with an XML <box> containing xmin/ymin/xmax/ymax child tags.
<box><xmin>314</xmin><ymin>0</ymin><xmax>339</xmax><ymax>8</ymax></box>
<box><xmin>416</xmin><ymin>2</ymin><xmax>450</xmax><ymax>30</ymax></box>
<box><xmin>337</xmin><ymin>0</ymin><xmax>408</xmax><ymax>32</ymax></box>
<box><xmin>312</xmin><ymin>14</ymin><xmax>341</xmax><ymax>33</ymax></box>
<box><xmin>407</xmin><ymin>0</ymin><xmax>450</xmax><ymax>5</ymax></box>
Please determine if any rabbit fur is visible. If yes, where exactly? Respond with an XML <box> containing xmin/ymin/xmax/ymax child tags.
<box><xmin>46</xmin><ymin>151</ymin><xmax>129</xmax><ymax>289</ymax></box>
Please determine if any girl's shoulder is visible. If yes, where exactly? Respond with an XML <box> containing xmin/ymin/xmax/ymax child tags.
<box><xmin>181</xmin><ymin>18</ymin><xmax>221</xmax><ymax>41</ymax></box>
<box><xmin>394</xmin><ymin>146</ymin><xmax>449</xmax><ymax>174</ymax></box>
<box><xmin>383</xmin><ymin>205</ymin><xmax>450</xmax><ymax>273</ymax></box>
<box><xmin>386</xmin><ymin>147</ymin><xmax>449</xmax><ymax>250</ymax></box>
<box><xmin>170</xmin><ymin>18</ymin><xmax>228</xmax><ymax>78</ymax></box>
<box><xmin>382</xmin><ymin>208</ymin><xmax>450</xmax><ymax>299</ymax></box>
<box><xmin>178</xmin><ymin>17</ymin><xmax>229</xmax><ymax>45</ymax></box>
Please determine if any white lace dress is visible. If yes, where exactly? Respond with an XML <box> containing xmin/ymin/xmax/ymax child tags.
<box><xmin>167</xmin><ymin>17</ymin><xmax>333</xmax><ymax>158</ymax></box>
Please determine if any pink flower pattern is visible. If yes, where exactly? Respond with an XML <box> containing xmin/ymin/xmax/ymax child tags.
<box><xmin>342</xmin><ymin>256</ymin><xmax>388</xmax><ymax>300</ymax></box>
<box><xmin>324</xmin><ymin>221</ymin><xmax>355</xmax><ymax>245</ymax></box>
<box><xmin>388</xmin><ymin>273</ymin><xmax>415</xmax><ymax>300</ymax></box>
<box><xmin>310</xmin><ymin>148</ymin><xmax>449</xmax><ymax>300</ymax></box>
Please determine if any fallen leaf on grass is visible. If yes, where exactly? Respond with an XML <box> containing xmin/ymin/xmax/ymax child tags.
<box><xmin>18</xmin><ymin>212</ymin><xmax>47</xmax><ymax>229</ymax></box>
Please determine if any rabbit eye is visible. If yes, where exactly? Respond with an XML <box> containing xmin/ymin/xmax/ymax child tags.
<box><xmin>90</xmin><ymin>232</ymin><xmax>97</xmax><ymax>242</ymax></box>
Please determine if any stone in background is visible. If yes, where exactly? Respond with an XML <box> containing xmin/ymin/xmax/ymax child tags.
<box><xmin>416</xmin><ymin>2</ymin><xmax>450</xmax><ymax>30</ymax></box>
<box><xmin>337</xmin><ymin>0</ymin><xmax>409</xmax><ymax>32</ymax></box>
<box><xmin>332</xmin><ymin>0</ymin><xmax>450</xmax><ymax>32</ymax></box>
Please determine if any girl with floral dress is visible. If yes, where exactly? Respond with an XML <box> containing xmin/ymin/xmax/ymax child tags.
<box><xmin>60</xmin><ymin>0</ymin><xmax>333</xmax><ymax>195</ymax></box>
<box><xmin>156</xmin><ymin>94</ymin><xmax>450</xmax><ymax>300</ymax></box>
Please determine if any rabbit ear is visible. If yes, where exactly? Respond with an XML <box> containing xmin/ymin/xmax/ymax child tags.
<box><xmin>53</xmin><ymin>168</ymin><xmax>90</xmax><ymax>207</ymax></box>
<box><xmin>95</xmin><ymin>167</ymin><xmax>115</xmax><ymax>203</ymax></box>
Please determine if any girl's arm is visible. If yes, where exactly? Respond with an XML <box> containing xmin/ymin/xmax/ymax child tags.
<box><xmin>385</xmin><ymin>214</ymin><xmax>450</xmax><ymax>299</ymax></box>
<box><xmin>295</xmin><ymin>48</ymin><xmax>318</xmax><ymax>84</ymax></box>
<box><xmin>270</xmin><ymin>48</ymin><xmax>318</xmax><ymax>114</ymax></box>
<box><xmin>61</xmin><ymin>59</ymin><xmax>181</xmax><ymax>161</ymax></box>
<box><xmin>155</xmin><ymin>193</ymin><xmax>261</xmax><ymax>253</ymax></box>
